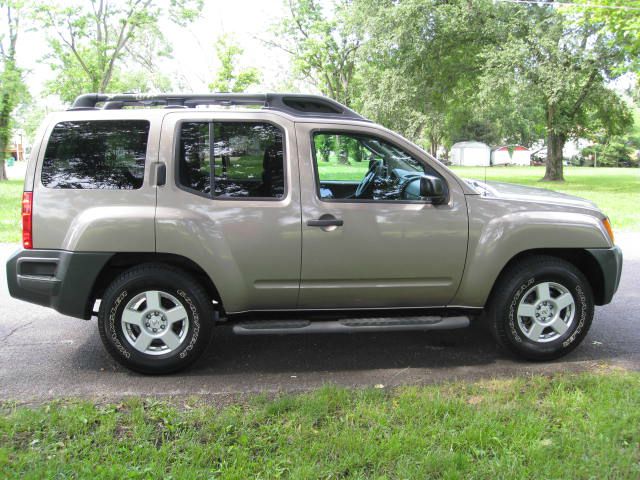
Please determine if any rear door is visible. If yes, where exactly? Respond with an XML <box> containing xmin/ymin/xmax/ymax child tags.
<box><xmin>296</xmin><ymin>123</ymin><xmax>469</xmax><ymax>309</ymax></box>
<box><xmin>155</xmin><ymin>112</ymin><xmax>301</xmax><ymax>314</ymax></box>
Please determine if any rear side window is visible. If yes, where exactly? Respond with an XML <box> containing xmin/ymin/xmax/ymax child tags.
<box><xmin>178</xmin><ymin>121</ymin><xmax>285</xmax><ymax>199</ymax></box>
<box><xmin>41</xmin><ymin>120</ymin><xmax>150</xmax><ymax>189</ymax></box>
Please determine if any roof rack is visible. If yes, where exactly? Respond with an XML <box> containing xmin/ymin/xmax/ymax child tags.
<box><xmin>68</xmin><ymin>93</ymin><xmax>369</xmax><ymax>121</ymax></box>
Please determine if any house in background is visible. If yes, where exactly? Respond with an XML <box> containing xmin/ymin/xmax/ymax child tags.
<box><xmin>491</xmin><ymin>145</ymin><xmax>531</xmax><ymax>166</ymax></box>
<box><xmin>450</xmin><ymin>141</ymin><xmax>491</xmax><ymax>166</ymax></box>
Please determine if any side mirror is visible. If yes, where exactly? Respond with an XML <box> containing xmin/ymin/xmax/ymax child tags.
<box><xmin>419</xmin><ymin>175</ymin><xmax>446</xmax><ymax>204</ymax></box>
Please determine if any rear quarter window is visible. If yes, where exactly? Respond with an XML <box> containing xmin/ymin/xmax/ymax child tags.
<box><xmin>41</xmin><ymin>120</ymin><xmax>150</xmax><ymax>189</ymax></box>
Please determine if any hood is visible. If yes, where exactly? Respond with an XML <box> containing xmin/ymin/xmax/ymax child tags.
<box><xmin>465</xmin><ymin>179</ymin><xmax>599</xmax><ymax>211</ymax></box>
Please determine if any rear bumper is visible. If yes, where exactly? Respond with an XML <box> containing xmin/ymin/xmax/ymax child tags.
<box><xmin>586</xmin><ymin>245</ymin><xmax>623</xmax><ymax>306</ymax></box>
<box><xmin>6</xmin><ymin>249</ymin><xmax>112</xmax><ymax>319</ymax></box>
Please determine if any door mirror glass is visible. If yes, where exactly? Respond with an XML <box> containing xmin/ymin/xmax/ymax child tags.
<box><xmin>420</xmin><ymin>175</ymin><xmax>446</xmax><ymax>204</ymax></box>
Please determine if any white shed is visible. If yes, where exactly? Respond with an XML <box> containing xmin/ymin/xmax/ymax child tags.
<box><xmin>450</xmin><ymin>141</ymin><xmax>491</xmax><ymax>167</ymax></box>
<box><xmin>491</xmin><ymin>146</ymin><xmax>531</xmax><ymax>166</ymax></box>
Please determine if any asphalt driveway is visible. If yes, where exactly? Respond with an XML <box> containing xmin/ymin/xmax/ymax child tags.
<box><xmin>1</xmin><ymin>234</ymin><xmax>638</xmax><ymax>403</ymax></box>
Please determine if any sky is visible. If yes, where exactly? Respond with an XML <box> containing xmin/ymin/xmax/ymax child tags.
<box><xmin>13</xmin><ymin>0</ymin><xmax>310</xmax><ymax>106</ymax></box>
<box><xmin>157</xmin><ymin>0</ymin><xmax>298</xmax><ymax>92</ymax></box>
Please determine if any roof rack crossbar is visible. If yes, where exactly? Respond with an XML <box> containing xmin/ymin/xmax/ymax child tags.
<box><xmin>68</xmin><ymin>93</ymin><xmax>369</xmax><ymax>121</ymax></box>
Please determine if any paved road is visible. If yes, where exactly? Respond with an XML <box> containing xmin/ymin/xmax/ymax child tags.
<box><xmin>1</xmin><ymin>235</ymin><xmax>638</xmax><ymax>403</ymax></box>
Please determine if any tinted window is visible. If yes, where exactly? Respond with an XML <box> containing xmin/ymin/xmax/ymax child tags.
<box><xmin>179</xmin><ymin>122</ymin><xmax>211</xmax><ymax>194</ymax></box>
<box><xmin>178</xmin><ymin>121</ymin><xmax>285</xmax><ymax>199</ymax></box>
<box><xmin>313</xmin><ymin>132</ymin><xmax>427</xmax><ymax>201</ymax></box>
<box><xmin>42</xmin><ymin>120</ymin><xmax>149</xmax><ymax>189</ymax></box>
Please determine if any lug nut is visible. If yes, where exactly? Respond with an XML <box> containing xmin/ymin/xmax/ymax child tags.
<box><xmin>145</xmin><ymin>322</ymin><xmax>150</xmax><ymax>327</ymax></box>
<box><xmin>153</xmin><ymin>328</ymin><xmax>157</xmax><ymax>332</ymax></box>
<box><xmin>154</xmin><ymin>312</ymin><xmax>159</xmax><ymax>316</ymax></box>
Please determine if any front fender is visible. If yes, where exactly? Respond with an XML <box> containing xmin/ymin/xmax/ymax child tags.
<box><xmin>451</xmin><ymin>197</ymin><xmax>611</xmax><ymax>307</ymax></box>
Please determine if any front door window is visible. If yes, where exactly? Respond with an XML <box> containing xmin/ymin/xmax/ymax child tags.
<box><xmin>312</xmin><ymin>132</ymin><xmax>432</xmax><ymax>201</ymax></box>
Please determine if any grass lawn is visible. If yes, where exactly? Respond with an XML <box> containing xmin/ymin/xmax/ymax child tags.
<box><xmin>1</xmin><ymin>371</ymin><xmax>639</xmax><ymax>478</ymax></box>
<box><xmin>0</xmin><ymin>180</ymin><xmax>22</xmax><ymax>243</ymax></box>
<box><xmin>451</xmin><ymin>166</ymin><xmax>640</xmax><ymax>231</ymax></box>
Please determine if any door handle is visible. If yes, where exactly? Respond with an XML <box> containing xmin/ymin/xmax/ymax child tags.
<box><xmin>154</xmin><ymin>162</ymin><xmax>166</xmax><ymax>186</ymax></box>
<box><xmin>307</xmin><ymin>215</ymin><xmax>344</xmax><ymax>228</ymax></box>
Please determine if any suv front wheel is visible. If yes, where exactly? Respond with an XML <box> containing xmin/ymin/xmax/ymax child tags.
<box><xmin>487</xmin><ymin>255</ymin><xmax>594</xmax><ymax>361</ymax></box>
<box><xmin>98</xmin><ymin>264</ymin><xmax>215</xmax><ymax>374</ymax></box>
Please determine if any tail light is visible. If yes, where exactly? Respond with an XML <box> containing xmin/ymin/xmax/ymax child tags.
<box><xmin>22</xmin><ymin>191</ymin><xmax>33</xmax><ymax>249</ymax></box>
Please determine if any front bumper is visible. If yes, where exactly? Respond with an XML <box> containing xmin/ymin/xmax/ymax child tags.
<box><xmin>586</xmin><ymin>245</ymin><xmax>623</xmax><ymax>306</ymax></box>
<box><xmin>6</xmin><ymin>249</ymin><xmax>112</xmax><ymax>319</ymax></box>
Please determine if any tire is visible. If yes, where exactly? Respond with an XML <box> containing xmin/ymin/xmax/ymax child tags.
<box><xmin>98</xmin><ymin>264</ymin><xmax>215</xmax><ymax>374</ymax></box>
<box><xmin>487</xmin><ymin>255</ymin><xmax>594</xmax><ymax>361</ymax></box>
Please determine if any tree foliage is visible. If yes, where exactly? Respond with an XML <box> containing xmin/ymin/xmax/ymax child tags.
<box><xmin>33</xmin><ymin>0</ymin><xmax>203</xmax><ymax>103</ymax></box>
<box><xmin>208</xmin><ymin>35</ymin><xmax>261</xmax><ymax>93</ymax></box>
<box><xmin>573</xmin><ymin>0</ymin><xmax>640</xmax><ymax>66</ymax></box>
<box><xmin>0</xmin><ymin>0</ymin><xmax>29</xmax><ymax>181</ymax></box>
<box><xmin>269</xmin><ymin>0</ymin><xmax>362</xmax><ymax>106</ymax></box>
<box><xmin>479</xmin><ymin>3</ymin><xmax>632</xmax><ymax>180</ymax></box>
<box><xmin>350</xmin><ymin>0</ymin><xmax>546</xmax><ymax>156</ymax></box>
<box><xmin>322</xmin><ymin>0</ymin><xmax>632</xmax><ymax>179</ymax></box>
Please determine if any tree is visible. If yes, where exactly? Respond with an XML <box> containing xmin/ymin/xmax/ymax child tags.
<box><xmin>352</xmin><ymin>0</ymin><xmax>531</xmax><ymax>155</ymax></box>
<box><xmin>573</xmin><ymin>0</ymin><xmax>640</xmax><ymax>64</ymax></box>
<box><xmin>33</xmin><ymin>0</ymin><xmax>203</xmax><ymax>103</ymax></box>
<box><xmin>268</xmin><ymin>0</ymin><xmax>362</xmax><ymax>107</ymax></box>
<box><xmin>0</xmin><ymin>0</ymin><xmax>28</xmax><ymax>181</ymax></box>
<box><xmin>208</xmin><ymin>35</ymin><xmax>260</xmax><ymax>93</ymax></box>
<box><xmin>352</xmin><ymin>1</ymin><xmax>550</xmax><ymax>156</ymax></box>
<box><xmin>481</xmin><ymin>3</ymin><xmax>632</xmax><ymax>181</ymax></box>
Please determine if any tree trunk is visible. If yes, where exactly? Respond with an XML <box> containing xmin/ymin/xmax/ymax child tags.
<box><xmin>337</xmin><ymin>136</ymin><xmax>348</xmax><ymax>164</ymax></box>
<box><xmin>0</xmin><ymin>104</ymin><xmax>11</xmax><ymax>182</ymax></box>
<box><xmin>543</xmin><ymin>103</ymin><xmax>565</xmax><ymax>182</ymax></box>
<box><xmin>543</xmin><ymin>131</ymin><xmax>565</xmax><ymax>181</ymax></box>
<box><xmin>428</xmin><ymin>133</ymin><xmax>439</xmax><ymax>158</ymax></box>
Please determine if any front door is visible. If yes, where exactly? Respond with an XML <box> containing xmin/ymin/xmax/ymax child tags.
<box><xmin>296</xmin><ymin>123</ymin><xmax>468</xmax><ymax>310</ymax></box>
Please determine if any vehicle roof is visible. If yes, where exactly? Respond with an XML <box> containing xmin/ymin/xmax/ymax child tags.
<box><xmin>47</xmin><ymin>106</ymin><xmax>379</xmax><ymax>129</ymax></box>
<box><xmin>67</xmin><ymin>93</ymin><xmax>371</xmax><ymax>123</ymax></box>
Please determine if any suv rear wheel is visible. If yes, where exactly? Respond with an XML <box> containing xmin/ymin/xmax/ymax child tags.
<box><xmin>98</xmin><ymin>264</ymin><xmax>215</xmax><ymax>374</ymax></box>
<box><xmin>487</xmin><ymin>255</ymin><xmax>594</xmax><ymax>361</ymax></box>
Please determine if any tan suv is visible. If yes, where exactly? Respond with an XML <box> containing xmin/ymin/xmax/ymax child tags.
<box><xmin>6</xmin><ymin>93</ymin><xmax>622</xmax><ymax>374</ymax></box>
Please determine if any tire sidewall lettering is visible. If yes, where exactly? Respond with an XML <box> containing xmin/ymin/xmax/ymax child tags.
<box><xmin>177</xmin><ymin>289</ymin><xmax>200</xmax><ymax>360</ymax></box>
<box><xmin>508</xmin><ymin>277</ymin><xmax>535</xmax><ymax>344</ymax></box>
<box><xmin>109</xmin><ymin>290</ymin><xmax>130</xmax><ymax>359</ymax></box>
<box><xmin>563</xmin><ymin>284</ymin><xmax>587</xmax><ymax>348</ymax></box>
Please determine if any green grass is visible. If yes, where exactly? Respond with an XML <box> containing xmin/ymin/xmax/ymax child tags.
<box><xmin>451</xmin><ymin>166</ymin><xmax>640</xmax><ymax>231</ymax></box>
<box><xmin>0</xmin><ymin>180</ymin><xmax>22</xmax><ymax>243</ymax></box>
<box><xmin>318</xmin><ymin>159</ymin><xmax>369</xmax><ymax>181</ymax></box>
<box><xmin>1</xmin><ymin>371</ymin><xmax>639</xmax><ymax>478</ymax></box>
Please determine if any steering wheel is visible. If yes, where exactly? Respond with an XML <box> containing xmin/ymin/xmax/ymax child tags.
<box><xmin>355</xmin><ymin>160</ymin><xmax>381</xmax><ymax>198</ymax></box>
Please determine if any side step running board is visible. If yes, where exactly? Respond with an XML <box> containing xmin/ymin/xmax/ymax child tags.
<box><xmin>232</xmin><ymin>316</ymin><xmax>469</xmax><ymax>335</ymax></box>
